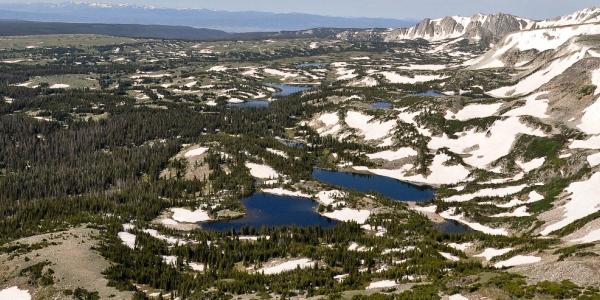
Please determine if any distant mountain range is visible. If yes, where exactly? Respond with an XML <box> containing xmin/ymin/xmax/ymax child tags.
<box><xmin>0</xmin><ymin>20</ymin><xmax>232</xmax><ymax>40</ymax></box>
<box><xmin>0</xmin><ymin>20</ymin><xmax>367</xmax><ymax>41</ymax></box>
<box><xmin>0</xmin><ymin>2</ymin><xmax>416</xmax><ymax>33</ymax></box>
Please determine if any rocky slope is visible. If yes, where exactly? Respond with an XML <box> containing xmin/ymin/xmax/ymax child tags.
<box><xmin>384</xmin><ymin>13</ymin><xmax>533</xmax><ymax>44</ymax></box>
<box><xmin>338</xmin><ymin>7</ymin><xmax>600</xmax><ymax>47</ymax></box>
<box><xmin>533</xmin><ymin>7</ymin><xmax>600</xmax><ymax>29</ymax></box>
<box><xmin>468</xmin><ymin>15</ymin><xmax>600</xmax><ymax>121</ymax></box>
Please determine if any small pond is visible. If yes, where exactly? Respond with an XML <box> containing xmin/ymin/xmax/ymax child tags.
<box><xmin>298</xmin><ymin>62</ymin><xmax>326</xmax><ymax>68</ymax></box>
<box><xmin>434</xmin><ymin>220</ymin><xmax>472</xmax><ymax>234</ymax></box>
<box><xmin>228</xmin><ymin>84</ymin><xmax>312</xmax><ymax>109</ymax></box>
<box><xmin>413</xmin><ymin>90</ymin><xmax>444</xmax><ymax>97</ymax></box>
<box><xmin>228</xmin><ymin>100</ymin><xmax>270</xmax><ymax>109</ymax></box>
<box><xmin>269</xmin><ymin>83</ymin><xmax>313</xmax><ymax>97</ymax></box>
<box><xmin>277</xmin><ymin>138</ymin><xmax>305</xmax><ymax>149</ymax></box>
<box><xmin>371</xmin><ymin>101</ymin><xmax>392</xmax><ymax>109</ymax></box>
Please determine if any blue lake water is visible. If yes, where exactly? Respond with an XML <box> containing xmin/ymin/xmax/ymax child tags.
<box><xmin>413</xmin><ymin>90</ymin><xmax>444</xmax><ymax>97</ymax></box>
<box><xmin>228</xmin><ymin>100</ymin><xmax>270</xmax><ymax>109</ymax></box>
<box><xmin>371</xmin><ymin>101</ymin><xmax>392</xmax><ymax>109</ymax></box>
<box><xmin>228</xmin><ymin>84</ymin><xmax>312</xmax><ymax>109</ymax></box>
<box><xmin>202</xmin><ymin>193</ymin><xmax>337</xmax><ymax>232</ymax></box>
<box><xmin>298</xmin><ymin>62</ymin><xmax>326</xmax><ymax>68</ymax></box>
<box><xmin>277</xmin><ymin>138</ymin><xmax>305</xmax><ymax>149</ymax></box>
<box><xmin>269</xmin><ymin>84</ymin><xmax>312</xmax><ymax>97</ymax></box>
<box><xmin>312</xmin><ymin>169</ymin><xmax>434</xmax><ymax>202</ymax></box>
<box><xmin>434</xmin><ymin>220</ymin><xmax>472</xmax><ymax>234</ymax></box>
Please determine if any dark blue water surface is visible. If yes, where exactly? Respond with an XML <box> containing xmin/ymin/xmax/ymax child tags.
<box><xmin>269</xmin><ymin>84</ymin><xmax>312</xmax><ymax>97</ymax></box>
<box><xmin>202</xmin><ymin>193</ymin><xmax>337</xmax><ymax>232</ymax></box>
<box><xmin>312</xmin><ymin>169</ymin><xmax>434</xmax><ymax>202</ymax></box>
<box><xmin>371</xmin><ymin>101</ymin><xmax>392</xmax><ymax>109</ymax></box>
<box><xmin>434</xmin><ymin>220</ymin><xmax>472</xmax><ymax>234</ymax></box>
<box><xmin>298</xmin><ymin>62</ymin><xmax>326</xmax><ymax>68</ymax></box>
<box><xmin>228</xmin><ymin>100</ymin><xmax>270</xmax><ymax>109</ymax></box>
<box><xmin>277</xmin><ymin>138</ymin><xmax>305</xmax><ymax>149</ymax></box>
<box><xmin>413</xmin><ymin>90</ymin><xmax>444</xmax><ymax>97</ymax></box>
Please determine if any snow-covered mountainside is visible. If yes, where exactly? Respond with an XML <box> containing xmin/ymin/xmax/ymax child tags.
<box><xmin>469</xmin><ymin>22</ymin><xmax>600</xmax><ymax>71</ymax></box>
<box><xmin>533</xmin><ymin>7</ymin><xmax>600</xmax><ymax>28</ymax></box>
<box><xmin>338</xmin><ymin>7</ymin><xmax>600</xmax><ymax>47</ymax></box>
<box><xmin>384</xmin><ymin>13</ymin><xmax>533</xmax><ymax>44</ymax></box>
<box><xmin>465</xmin><ymin>18</ymin><xmax>600</xmax><ymax>120</ymax></box>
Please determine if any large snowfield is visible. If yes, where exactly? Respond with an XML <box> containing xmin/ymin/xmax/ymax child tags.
<box><xmin>541</xmin><ymin>172</ymin><xmax>600</xmax><ymax>235</ymax></box>
<box><xmin>428</xmin><ymin>117</ymin><xmax>546</xmax><ymax>169</ymax></box>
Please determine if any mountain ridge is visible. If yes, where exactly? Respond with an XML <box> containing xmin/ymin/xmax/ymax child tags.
<box><xmin>338</xmin><ymin>7</ymin><xmax>600</xmax><ymax>47</ymax></box>
<box><xmin>0</xmin><ymin>2</ymin><xmax>416</xmax><ymax>32</ymax></box>
<box><xmin>0</xmin><ymin>19</ymin><xmax>365</xmax><ymax>41</ymax></box>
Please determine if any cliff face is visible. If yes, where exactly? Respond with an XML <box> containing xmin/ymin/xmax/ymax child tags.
<box><xmin>384</xmin><ymin>13</ymin><xmax>533</xmax><ymax>44</ymax></box>
<box><xmin>338</xmin><ymin>7</ymin><xmax>600</xmax><ymax>47</ymax></box>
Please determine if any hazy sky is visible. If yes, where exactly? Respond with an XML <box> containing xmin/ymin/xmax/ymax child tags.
<box><xmin>4</xmin><ymin>0</ymin><xmax>599</xmax><ymax>20</ymax></box>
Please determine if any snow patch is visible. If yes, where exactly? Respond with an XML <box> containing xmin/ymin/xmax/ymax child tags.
<box><xmin>323</xmin><ymin>208</ymin><xmax>370</xmax><ymax>224</ymax></box>
<box><xmin>366</xmin><ymin>279</ymin><xmax>397</xmax><ymax>290</ymax></box>
<box><xmin>578</xmin><ymin>95</ymin><xmax>600</xmax><ymax>135</ymax></box>
<box><xmin>448</xmin><ymin>294</ymin><xmax>469</xmax><ymax>300</ymax></box>
<box><xmin>446</xmin><ymin>103</ymin><xmax>501</xmax><ymax>121</ymax></box>
<box><xmin>447</xmin><ymin>242</ymin><xmax>472</xmax><ymax>251</ymax></box>
<box><xmin>503</xmin><ymin>93</ymin><xmax>549</xmax><ymax>119</ymax></box>
<box><xmin>49</xmin><ymin>83</ymin><xmax>69</xmax><ymax>89</ymax></box>
<box><xmin>440</xmin><ymin>208</ymin><xmax>509</xmax><ymax>236</ymax></box>
<box><xmin>570</xmin><ymin>135</ymin><xmax>600</xmax><ymax>150</ymax></box>
<box><xmin>183</xmin><ymin>147</ymin><xmax>209</xmax><ymax>158</ymax></box>
<box><xmin>587</xmin><ymin>152</ymin><xmax>600</xmax><ymax>167</ymax></box>
<box><xmin>345</xmin><ymin>111</ymin><xmax>396</xmax><ymax>141</ymax></box>
<box><xmin>592</xmin><ymin>68</ymin><xmax>600</xmax><ymax>96</ymax></box>
<box><xmin>262</xmin><ymin>188</ymin><xmax>311</xmax><ymax>198</ymax></box>
<box><xmin>366</xmin><ymin>147</ymin><xmax>417</xmax><ymax>161</ymax></box>
<box><xmin>540</xmin><ymin>172</ymin><xmax>600</xmax><ymax>235</ymax></box>
<box><xmin>266</xmin><ymin>148</ymin><xmax>288</xmax><ymax>158</ymax></box>
<box><xmin>170</xmin><ymin>207</ymin><xmax>211</xmax><ymax>223</ymax></box>
<box><xmin>428</xmin><ymin>117</ymin><xmax>546</xmax><ymax>169</ymax></box>
<box><xmin>0</xmin><ymin>287</ymin><xmax>31</xmax><ymax>300</ymax></box>
<box><xmin>258</xmin><ymin>258</ymin><xmax>315</xmax><ymax>275</ymax></box>
<box><xmin>492</xmin><ymin>206</ymin><xmax>531</xmax><ymax>218</ymax></box>
<box><xmin>355</xmin><ymin>153</ymin><xmax>470</xmax><ymax>185</ymax></box>
<box><xmin>571</xmin><ymin>229</ymin><xmax>600</xmax><ymax>244</ymax></box>
<box><xmin>475</xmin><ymin>247</ymin><xmax>513</xmax><ymax>261</ymax></box>
<box><xmin>516</xmin><ymin>157</ymin><xmax>545</xmax><ymax>172</ymax></box>
<box><xmin>398</xmin><ymin>64</ymin><xmax>447</xmax><ymax>71</ymax></box>
<box><xmin>494</xmin><ymin>255</ymin><xmax>541</xmax><ymax>268</ymax></box>
<box><xmin>444</xmin><ymin>184</ymin><xmax>528</xmax><ymax>203</ymax></box>
<box><xmin>245</xmin><ymin>162</ymin><xmax>279</xmax><ymax>179</ymax></box>
<box><xmin>118</xmin><ymin>232</ymin><xmax>136</xmax><ymax>249</ymax></box>
<box><xmin>439</xmin><ymin>251</ymin><xmax>460</xmax><ymax>261</ymax></box>
<box><xmin>380</xmin><ymin>72</ymin><xmax>447</xmax><ymax>84</ymax></box>
<box><xmin>316</xmin><ymin>190</ymin><xmax>346</xmax><ymax>206</ymax></box>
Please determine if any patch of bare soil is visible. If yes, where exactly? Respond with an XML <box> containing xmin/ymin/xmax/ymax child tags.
<box><xmin>511</xmin><ymin>247</ymin><xmax>600</xmax><ymax>288</ymax></box>
<box><xmin>0</xmin><ymin>226</ymin><xmax>134</xmax><ymax>299</ymax></box>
